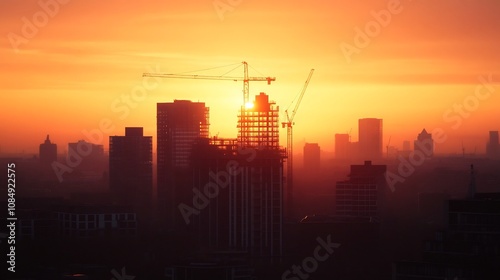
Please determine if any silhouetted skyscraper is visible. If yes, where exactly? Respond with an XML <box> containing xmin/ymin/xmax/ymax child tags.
<box><xmin>109</xmin><ymin>127</ymin><xmax>152</xmax><ymax>208</ymax></box>
<box><xmin>414</xmin><ymin>128</ymin><xmax>434</xmax><ymax>158</ymax></box>
<box><xmin>487</xmin><ymin>131</ymin><xmax>499</xmax><ymax>159</ymax></box>
<box><xmin>358</xmin><ymin>118</ymin><xmax>383</xmax><ymax>161</ymax></box>
<box><xmin>39</xmin><ymin>135</ymin><xmax>57</xmax><ymax>164</ymax></box>
<box><xmin>304</xmin><ymin>142</ymin><xmax>320</xmax><ymax>170</ymax></box>
<box><xmin>335</xmin><ymin>133</ymin><xmax>350</xmax><ymax>160</ymax></box>
<box><xmin>157</xmin><ymin>100</ymin><xmax>209</xmax><ymax>227</ymax></box>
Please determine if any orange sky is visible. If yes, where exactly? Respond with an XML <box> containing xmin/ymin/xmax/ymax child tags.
<box><xmin>1</xmin><ymin>0</ymin><xmax>499</xmax><ymax>156</ymax></box>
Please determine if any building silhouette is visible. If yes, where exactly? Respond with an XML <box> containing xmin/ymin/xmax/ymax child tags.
<box><xmin>39</xmin><ymin>134</ymin><xmax>57</xmax><ymax>164</ymax></box>
<box><xmin>397</xmin><ymin>140</ymin><xmax>411</xmax><ymax>158</ymax></box>
<box><xmin>487</xmin><ymin>131</ymin><xmax>499</xmax><ymax>159</ymax></box>
<box><xmin>56</xmin><ymin>204</ymin><xmax>138</xmax><ymax>239</ymax></box>
<box><xmin>66</xmin><ymin>140</ymin><xmax>105</xmax><ymax>175</ymax></box>
<box><xmin>414</xmin><ymin>128</ymin><xmax>434</xmax><ymax>158</ymax></box>
<box><xmin>109</xmin><ymin>127</ymin><xmax>152</xmax><ymax>210</ymax></box>
<box><xmin>68</xmin><ymin>140</ymin><xmax>104</xmax><ymax>160</ymax></box>
<box><xmin>16</xmin><ymin>197</ymin><xmax>138</xmax><ymax>241</ymax></box>
<box><xmin>157</xmin><ymin>100</ymin><xmax>209</xmax><ymax>228</ymax></box>
<box><xmin>394</xmin><ymin>167</ymin><xmax>500</xmax><ymax>279</ymax></box>
<box><xmin>335</xmin><ymin>133</ymin><xmax>350</xmax><ymax>160</ymax></box>
<box><xmin>187</xmin><ymin>93</ymin><xmax>286</xmax><ymax>257</ymax></box>
<box><xmin>336</xmin><ymin>161</ymin><xmax>386</xmax><ymax>219</ymax></box>
<box><xmin>190</xmin><ymin>140</ymin><xmax>285</xmax><ymax>257</ymax></box>
<box><xmin>303</xmin><ymin>142</ymin><xmax>320</xmax><ymax>171</ymax></box>
<box><xmin>358</xmin><ymin>118</ymin><xmax>383</xmax><ymax>161</ymax></box>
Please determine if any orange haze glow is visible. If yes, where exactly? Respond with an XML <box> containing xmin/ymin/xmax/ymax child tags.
<box><xmin>1</xmin><ymin>0</ymin><xmax>499</xmax><ymax>156</ymax></box>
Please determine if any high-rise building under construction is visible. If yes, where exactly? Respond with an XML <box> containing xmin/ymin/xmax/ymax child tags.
<box><xmin>187</xmin><ymin>92</ymin><xmax>286</xmax><ymax>257</ymax></box>
<box><xmin>238</xmin><ymin>92</ymin><xmax>280</xmax><ymax>149</ymax></box>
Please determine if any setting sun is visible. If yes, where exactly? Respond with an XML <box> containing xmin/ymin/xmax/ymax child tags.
<box><xmin>245</xmin><ymin>102</ymin><xmax>254</xmax><ymax>109</ymax></box>
<box><xmin>1</xmin><ymin>1</ymin><xmax>500</xmax><ymax>279</ymax></box>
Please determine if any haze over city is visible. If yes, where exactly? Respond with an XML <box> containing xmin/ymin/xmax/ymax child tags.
<box><xmin>1</xmin><ymin>0</ymin><xmax>499</xmax><ymax>156</ymax></box>
<box><xmin>1</xmin><ymin>1</ymin><xmax>500</xmax><ymax>280</ymax></box>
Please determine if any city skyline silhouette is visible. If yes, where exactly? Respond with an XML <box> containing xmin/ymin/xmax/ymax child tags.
<box><xmin>1</xmin><ymin>1</ymin><xmax>499</xmax><ymax>279</ymax></box>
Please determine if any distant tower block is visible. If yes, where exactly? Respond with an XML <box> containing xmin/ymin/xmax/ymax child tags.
<box><xmin>39</xmin><ymin>135</ymin><xmax>57</xmax><ymax>164</ymax></box>
<box><xmin>414</xmin><ymin>129</ymin><xmax>434</xmax><ymax>158</ymax></box>
<box><xmin>487</xmin><ymin>131</ymin><xmax>499</xmax><ymax>159</ymax></box>
<box><xmin>335</xmin><ymin>133</ymin><xmax>350</xmax><ymax>159</ymax></box>
<box><xmin>336</xmin><ymin>161</ymin><xmax>387</xmax><ymax>218</ymax></box>
<box><xmin>238</xmin><ymin>92</ymin><xmax>279</xmax><ymax>149</ymax></box>
<box><xmin>67</xmin><ymin>140</ymin><xmax>104</xmax><ymax>169</ymax></box>
<box><xmin>304</xmin><ymin>143</ymin><xmax>320</xmax><ymax>171</ymax></box>
<box><xmin>109</xmin><ymin>127</ymin><xmax>153</xmax><ymax>207</ymax></box>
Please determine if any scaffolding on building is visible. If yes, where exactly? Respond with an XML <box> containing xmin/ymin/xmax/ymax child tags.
<box><xmin>237</xmin><ymin>92</ymin><xmax>280</xmax><ymax>150</ymax></box>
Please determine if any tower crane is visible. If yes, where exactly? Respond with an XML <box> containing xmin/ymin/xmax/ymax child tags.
<box><xmin>282</xmin><ymin>69</ymin><xmax>314</xmax><ymax>217</ymax></box>
<box><xmin>143</xmin><ymin>61</ymin><xmax>275</xmax><ymax>107</ymax></box>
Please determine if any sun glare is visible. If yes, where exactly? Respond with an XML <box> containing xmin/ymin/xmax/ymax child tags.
<box><xmin>245</xmin><ymin>102</ymin><xmax>254</xmax><ymax>109</ymax></box>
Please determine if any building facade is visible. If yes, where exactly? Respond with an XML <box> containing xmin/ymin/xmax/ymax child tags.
<box><xmin>335</xmin><ymin>133</ymin><xmax>350</xmax><ymax>160</ymax></box>
<box><xmin>414</xmin><ymin>128</ymin><xmax>434</xmax><ymax>158</ymax></box>
<box><xmin>56</xmin><ymin>205</ymin><xmax>137</xmax><ymax>239</ymax></box>
<box><xmin>335</xmin><ymin>161</ymin><xmax>386</xmax><ymax>219</ymax></box>
<box><xmin>487</xmin><ymin>131</ymin><xmax>499</xmax><ymax>159</ymax></box>
<box><xmin>109</xmin><ymin>127</ymin><xmax>153</xmax><ymax>210</ymax></box>
<box><xmin>157</xmin><ymin>100</ymin><xmax>209</xmax><ymax>228</ymax></box>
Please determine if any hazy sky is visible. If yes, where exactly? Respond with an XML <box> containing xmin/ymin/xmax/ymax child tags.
<box><xmin>1</xmin><ymin>0</ymin><xmax>499</xmax><ymax>155</ymax></box>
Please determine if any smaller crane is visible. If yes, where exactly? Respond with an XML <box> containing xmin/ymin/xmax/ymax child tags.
<box><xmin>282</xmin><ymin>69</ymin><xmax>314</xmax><ymax>217</ymax></box>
